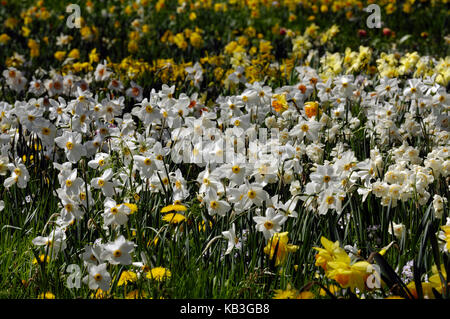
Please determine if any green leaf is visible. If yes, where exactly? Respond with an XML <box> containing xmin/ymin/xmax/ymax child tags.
<box><xmin>373</xmin><ymin>253</ymin><xmax>414</xmax><ymax>299</ymax></box>
<box><xmin>399</xmin><ymin>34</ymin><xmax>412</xmax><ymax>44</ymax></box>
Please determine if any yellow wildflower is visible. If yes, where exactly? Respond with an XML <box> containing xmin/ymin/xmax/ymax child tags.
<box><xmin>89</xmin><ymin>48</ymin><xmax>99</xmax><ymax>64</ymax></box>
<box><xmin>68</xmin><ymin>49</ymin><xmax>80</xmax><ymax>60</ymax></box>
<box><xmin>54</xmin><ymin>51</ymin><xmax>67</xmax><ymax>61</ymax></box>
<box><xmin>32</xmin><ymin>254</ymin><xmax>50</xmax><ymax>265</ymax></box>
<box><xmin>146</xmin><ymin>267</ymin><xmax>171</xmax><ymax>281</ymax></box>
<box><xmin>273</xmin><ymin>288</ymin><xmax>298</xmax><ymax>299</ymax></box>
<box><xmin>0</xmin><ymin>33</ymin><xmax>11</xmax><ymax>45</ymax></box>
<box><xmin>126</xmin><ymin>290</ymin><xmax>148</xmax><ymax>299</ymax></box>
<box><xmin>162</xmin><ymin>213</ymin><xmax>186</xmax><ymax>224</ymax></box>
<box><xmin>161</xmin><ymin>204</ymin><xmax>187</xmax><ymax>213</ymax></box>
<box><xmin>190</xmin><ymin>32</ymin><xmax>203</xmax><ymax>48</ymax></box>
<box><xmin>38</xmin><ymin>292</ymin><xmax>55</xmax><ymax>299</ymax></box>
<box><xmin>117</xmin><ymin>271</ymin><xmax>138</xmax><ymax>286</ymax></box>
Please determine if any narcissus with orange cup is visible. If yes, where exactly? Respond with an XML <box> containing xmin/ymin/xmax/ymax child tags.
<box><xmin>304</xmin><ymin>101</ymin><xmax>320</xmax><ymax>118</ymax></box>
<box><xmin>271</xmin><ymin>93</ymin><xmax>289</xmax><ymax>114</ymax></box>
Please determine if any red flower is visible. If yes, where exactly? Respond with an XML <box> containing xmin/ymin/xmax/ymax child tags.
<box><xmin>383</xmin><ymin>28</ymin><xmax>392</xmax><ymax>36</ymax></box>
<box><xmin>357</xmin><ymin>29</ymin><xmax>367</xmax><ymax>37</ymax></box>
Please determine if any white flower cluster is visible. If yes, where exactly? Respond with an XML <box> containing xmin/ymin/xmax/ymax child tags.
<box><xmin>0</xmin><ymin>61</ymin><xmax>448</xmax><ymax>291</ymax></box>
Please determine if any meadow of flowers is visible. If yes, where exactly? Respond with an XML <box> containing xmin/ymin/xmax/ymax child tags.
<box><xmin>0</xmin><ymin>0</ymin><xmax>448</xmax><ymax>300</ymax></box>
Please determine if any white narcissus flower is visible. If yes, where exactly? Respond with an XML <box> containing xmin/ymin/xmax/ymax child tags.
<box><xmin>433</xmin><ymin>194</ymin><xmax>446</xmax><ymax>219</ymax></box>
<box><xmin>0</xmin><ymin>156</ymin><xmax>9</xmax><ymax>176</ymax></box>
<box><xmin>56</xmin><ymin>188</ymin><xmax>84</xmax><ymax>221</ymax></box>
<box><xmin>226</xmin><ymin>184</ymin><xmax>253</xmax><ymax>213</ymax></box>
<box><xmin>84</xmin><ymin>263</ymin><xmax>111</xmax><ymax>292</ymax></box>
<box><xmin>3</xmin><ymin>67</ymin><xmax>27</xmax><ymax>92</ymax></box>
<box><xmin>108</xmin><ymin>78</ymin><xmax>124</xmax><ymax>92</ymax></box>
<box><xmin>4</xmin><ymin>161</ymin><xmax>30</xmax><ymax>189</ymax></box>
<box><xmin>388</xmin><ymin>222</ymin><xmax>406</xmax><ymax>239</ymax></box>
<box><xmin>375</xmin><ymin>77</ymin><xmax>399</xmax><ymax>98</ymax></box>
<box><xmin>310</xmin><ymin>164</ymin><xmax>338</xmax><ymax>190</ymax></box>
<box><xmin>131</xmin><ymin>97</ymin><xmax>162</xmax><ymax>125</ymax></box>
<box><xmin>253</xmin><ymin>207</ymin><xmax>287</xmax><ymax>240</ymax></box>
<box><xmin>403</xmin><ymin>78</ymin><xmax>424</xmax><ymax>100</ymax></box>
<box><xmin>32</xmin><ymin>228</ymin><xmax>67</xmax><ymax>258</ymax></box>
<box><xmin>61</xmin><ymin>168</ymin><xmax>83</xmax><ymax>197</ymax></box>
<box><xmin>197</xmin><ymin>167</ymin><xmax>223</xmax><ymax>195</ymax></box>
<box><xmin>132</xmin><ymin>252</ymin><xmax>151</xmax><ymax>275</ymax></box>
<box><xmin>317</xmin><ymin>188</ymin><xmax>343</xmax><ymax>215</ymax></box>
<box><xmin>290</xmin><ymin>119</ymin><xmax>322</xmax><ymax>142</ymax></box>
<box><xmin>81</xmin><ymin>239</ymin><xmax>104</xmax><ymax>266</ymax></box>
<box><xmin>28</xmin><ymin>78</ymin><xmax>46</xmax><ymax>96</ymax></box>
<box><xmin>91</xmin><ymin>168</ymin><xmax>115</xmax><ymax>197</ymax></box>
<box><xmin>94</xmin><ymin>62</ymin><xmax>112</xmax><ymax>82</ymax></box>
<box><xmin>100</xmin><ymin>235</ymin><xmax>135</xmax><ymax>265</ymax></box>
<box><xmin>35</xmin><ymin>119</ymin><xmax>57</xmax><ymax>147</ymax></box>
<box><xmin>54</xmin><ymin>131</ymin><xmax>87</xmax><ymax>163</ymax></box>
<box><xmin>171</xmin><ymin>169</ymin><xmax>190</xmax><ymax>202</ymax></box>
<box><xmin>222</xmin><ymin>223</ymin><xmax>240</xmax><ymax>255</ymax></box>
<box><xmin>102</xmin><ymin>198</ymin><xmax>131</xmax><ymax>226</ymax></box>
<box><xmin>203</xmin><ymin>189</ymin><xmax>231</xmax><ymax>217</ymax></box>
<box><xmin>271</xmin><ymin>196</ymin><xmax>299</xmax><ymax>218</ymax></box>
<box><xmin>44</xmin><ymin>75</ymin><xmax>64</xmax><ymax>97</ymax></box>
<box><xmin>133</xmin><ymin>155</ymin><xmax>156</xmax><ymax>179</ymax></box>
<box><xmin>438</xmin><ymin>218</ymin><xmax>450</xmax><ymax>254</ymax></box>
<box><xmin>88</xmin><ymin>152</ymin><xmax>110</xmax><ymax>170</ymax></box>
<box><xmin>243</xmin><ymin>182</ymin><xmax>269</xmax><ymax>207</ymax></box>
<box><xmin>126</xmin><ymin>81</ymin><xmax>143</xmax><ymax>102</ymax></box>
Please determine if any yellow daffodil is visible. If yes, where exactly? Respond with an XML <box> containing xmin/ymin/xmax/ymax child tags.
<box><xmin>264</xmin><ymin>232</ymin><xmax>298</xmax><ymax>266</ymax></box>
<box><xmin>27</xmin><ymin>39</ymin><xmax>39</xmax><ymax>58</ymax></box>
<box><xmin>313</xmin><ymin>236</ymin><xmax>350</xmax><ymax>271</ymax></box>
<box><xmin>326</xmin><ymin>260</ymin><xmax>371</xmax><ymax>293</ymax></box>
<box><xmin>272</xmin><ymin>94</ymin><xmax>289</xmax><ymax>114</ymax></box>
<box><xmin>428</xmin><ymin>264</ymin><xmax>447</xmax><ymax>294</ymax></box>
<box><xmin>319</xmin><ymin>284</ymin><xmax>340</xmax><ymax>296</ymax></box>
<box><xmin>406</xmin><ymin>281</ymin><xmax>435</xmax><ymax>299</ymax></box>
